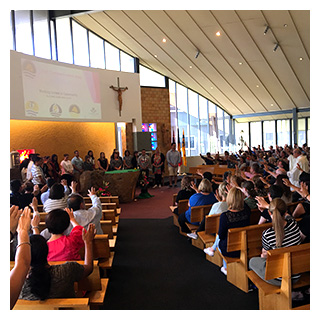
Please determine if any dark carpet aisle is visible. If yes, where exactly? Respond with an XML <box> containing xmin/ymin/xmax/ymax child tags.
<box><xmin>103</xmin><ymin>217</ymin><xmax>259</xmax><ymax>310</ymax></box>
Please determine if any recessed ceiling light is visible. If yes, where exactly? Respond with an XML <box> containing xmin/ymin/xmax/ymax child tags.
<box><xmin>216</xmin><ymin>31</ymin><xmax>221</xmax><ymax>37</ymax></box>
<box><xmin>299</xmin><ymin>57</ymin><xmax>303</xmax><ymax>61</ymax></box>
<box><xmin>162</xmin><ymin>38</ymin><xmax>167</xmax><ymax>43</ymax></box>
<box><xmin>239</xmin><ymin>62</ymin><xmax>243</xmax><ymax>65</ymax></box>
<box><xmin>271</xmin><ymin>103</ymin><xmax>274</xmax><ymax>107</ymax></box>
<box><xmin>189</xmin><ymin>65</ymin><xmax>193</xmax><ymax>69</ymax></box>
<box><xmin>284</xmin><ymin>24</ymin><xmax>288</xmax><ymax>27</ymax></box>
<box><xmin>154</xmin><ymin>54</ymin><xmax>158</xmax><ymax>58</ymax></box>
<box><xmin>256</xmin><ymin>85</ymin><xmax>259</xmax><ymax>88</ymax></box>
<box><xmin>210</xmin><ymin>86</ymin><xmax>214</xmax><ymax>89</ymax></box>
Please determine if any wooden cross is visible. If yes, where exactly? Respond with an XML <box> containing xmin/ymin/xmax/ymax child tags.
<box><xmin>109</xmin><ymin>77</ymin><xmax>128</xmax><ymax>116</ymax></box>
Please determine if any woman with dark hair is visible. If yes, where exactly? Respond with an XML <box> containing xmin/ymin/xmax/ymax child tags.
<box><xmin>97</xmin><ymin>152</ymin><xmax>109</xmax><ymax>171</ymax></box>
<box><xmin>123</xmin><ymin>150</ymin><xmax>134</xmax><ymax>169</ymax></box>
<box><xmin>45</xmin><ymin>208</ymin><xmax>85</xmax><ymax>261</ymax></box>
<box><xmin>87</xmin><ymin>150</ymin><xmax>95</xmax><ymax>170</ymax></box>
<box><xmin>110</xmin><ymin>150</ymin><xmax>123</xmax><ymax>171</ymax></box>
<box><xmin>241</xmin><ymin>180</ymin><xmax>258</xmax><ymax>209</ymax></box>
<box><xmin>19</xmin><ymin>223</ymin><xmax>95</xmax><ymax>301</ymax></box>
<box><xmin>50</xmin><ymin>154</ymin><xmax>61</xmax><ymax>181</ymax></box>
<box><xmin>275</xmin><ymin>174</ymin><xmax>292</xmax><ymax>203</ymax></box>
<box><xmin>43</xmin><ymin>182</ymin><xmax>70</xmax><ymax>213</ymax></box>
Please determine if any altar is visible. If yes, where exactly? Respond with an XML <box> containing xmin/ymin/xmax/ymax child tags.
<box><xmin>80</xmin><ymin>169</ymin><xmax>140</xmax><ymax>203</ymax></box>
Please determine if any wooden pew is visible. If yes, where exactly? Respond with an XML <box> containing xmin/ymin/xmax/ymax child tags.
<box><xmin>84</xmin><ymin>195</ymin><xmax>120</xmax><ymax>207</ymax></box>
<box><xmin>188</xmin><ymin>165</ymin><xmax>235</xmax><ymax>182</ymax></box>
<box><xmin>197</xmin><ymin>214</ymin><xmax>223</xmax><ymax>266</ymax></box>
<box><xmin>247</xmin><ymin>243</ymin><xmax>310</xmax><ymax>310</ymax></box>
<box><xmin>79</xmin><ymin>234</ymin><xmax>115</xmax><ymax>277</ymax></box>
<box><xmin>170</xmin><ymin>199</ymin><xmax>189</xmax><ymax>228</ymax></box>
<box><xmin>183</xmin><ymin>205</ymin><xmax>212</xmax><ymax>242</ymax></box>
<box><xmin>215</xmin><ymin>222</ymin><xmax>272</xmax><ymax>293</ymax></box>
<box><xmin>13</xmin><ymin>260</ymin><xmax>108</xmax><ymax>310</ymax></box>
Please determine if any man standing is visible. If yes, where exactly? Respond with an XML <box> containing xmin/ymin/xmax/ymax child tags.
<box><xmin>287</xmin><ymin>148</ymin><xmax>310</xmax><ymax>188</ymax></box>
<box><xmin>166</xmin><ymin>143</ymin><xmax>181</xmax><ymax>188</ymax></box>
<box><xmin>71</xmin><ymin>150</ymin><xmax>84</xmax><ymax>188</ymax></box>
<box><xmin>138</xmin><ymin>149</ymin><xmax>151</xmax><ymax>178</ymax></box>
<box><xmin>31</xmin><ymin>156</ymin><xmax>46</xmax><ymax>188</ymax></box>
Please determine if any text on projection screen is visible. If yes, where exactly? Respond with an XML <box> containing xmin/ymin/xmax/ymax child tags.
<box><xmin>21</xmin><ymin>59</ymin><xmax>101</xmax><ymax>120</ymax></box>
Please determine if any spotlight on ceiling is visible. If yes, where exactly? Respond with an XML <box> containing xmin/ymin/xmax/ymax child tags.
<box><xmin>195</xmin><ymin>50</ymin><xmax>200</xmax><ymax>59</ymax></box>
<box><xmin>273</xmin><ymin>43</ymin><xmax>279</xmax><ymax>52</ymax></box>
<box><xmin>264</xmin><ymin>26</ymin><xmax>270</xmax><ymax>35</ymax></box>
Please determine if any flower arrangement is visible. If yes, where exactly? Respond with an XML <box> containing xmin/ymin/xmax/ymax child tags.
<box><xmin>96</xmin><ymin>181</ymin><xmax>111</xmax><ymax>197</ymax></box>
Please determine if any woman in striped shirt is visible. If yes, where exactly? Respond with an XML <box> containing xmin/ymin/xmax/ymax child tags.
<box><xmin>249</xmin><ymin>198</ymin><xmax>301</xmax><ymax>286</ymax></box>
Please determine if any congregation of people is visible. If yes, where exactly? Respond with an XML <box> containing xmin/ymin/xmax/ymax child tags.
<box><xmin>176</xmin><ymin>143</ymin><xmax>310</xmax><ymax>293</ymax></box>
<box><xmin>10</xmin><ymin>141</ymin><xmax>310</xmax><ymax>309</ymax></box>
<box><xmin>9</xmin><ymin>143</ymin><xmax>181</xmax><ymax>309</ymax></box>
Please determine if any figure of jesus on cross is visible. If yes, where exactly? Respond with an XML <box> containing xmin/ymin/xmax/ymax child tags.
<box><xmin>110</xmin><ymin>77</ymin><xmax>128</xmax><ymax>116</ymax></box>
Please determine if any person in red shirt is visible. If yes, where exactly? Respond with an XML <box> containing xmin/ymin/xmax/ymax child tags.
<box><xmin>45</xmin><ymin>208</ymin><xmax>84</xmax><ymax>261</ymax></box>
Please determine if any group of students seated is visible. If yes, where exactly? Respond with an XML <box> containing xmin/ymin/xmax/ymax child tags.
<box><xmin>175</xmin><ymin>143</ymin><xmax>310</xmax><ymax>292</ymax></box>
<box><xmin>10</xmin><ymin>172</ymin><xmax>104</xmax><ymax>309</ymax></box>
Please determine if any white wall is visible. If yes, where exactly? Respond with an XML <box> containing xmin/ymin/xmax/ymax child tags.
<box><xmin>10</xmin><ymin>50</ymin><xmax>142</xmax><ymax>128</ymax></box>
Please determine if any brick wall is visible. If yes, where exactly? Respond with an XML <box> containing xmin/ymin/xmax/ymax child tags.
<box><xmin>140</xmin><ymin>87</ymin><xmax>172</xmax><ymax>155</ymax></box>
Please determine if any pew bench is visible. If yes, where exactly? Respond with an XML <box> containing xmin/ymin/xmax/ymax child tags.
<box><xmin>197</xmin><ymin>214</ymin><xmax>223</xmax><ymax>266</ymax></box>
<box><xmin>84</xmin><ymin>195</ymin><xmax>120</xmax><ymax>207</ymax></box>
<box><xmin>12</xmin><ymin>260</ymin><xmax>109</xmax><ymax>310</ymax></box>
<box><xmin>215</xmin><ymin>222</ymin><xmax>273</xmax><ymax>293</ymax></box>
<box><xmin>79</xmin><ymin>234</ymin><xmax>115</xmax><ymax>277</ymax></box>
<box><xmin>246</xmin><ymin>243</ymin><xmax>310</xmax><ymax>310</ymax></box>
<box><xmin>184</xmin><ymin>204</ymin><xmax>213</xmax><ymax>244</ymax></box>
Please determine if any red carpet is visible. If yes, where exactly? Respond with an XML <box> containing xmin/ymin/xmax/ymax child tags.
<box><xmin>119</xmin><ymin>185</ymin><xmax>180</xmax><ymax>219</ymax></box>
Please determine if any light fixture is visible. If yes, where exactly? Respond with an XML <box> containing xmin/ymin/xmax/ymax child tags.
<box><xmin>162</xmin><ymin>38</ymin><xmax>167</xmax><ymax>43</ymax></box>
<box><xmin>299</xmin><ymin>57</ymin><xmax>303</xmax><ymax>61</ymax></box>
<box><xmin>273</xmin><ymin>43</ymin><xmax>279</xmax><ymax>52</ymax></box>
<box><xmin>239</xmin><ymin>62</ymin><xmax>243</xmax><ymax>65</ymax></box>
<box><xmin>256</xmin><ymin>85</ymin><xmax>260</xmax><ymax>88</ymax></box>
<box><xmin>189</xmin><ymin>65</ymin><xmax>193</xmax><ymax>69</ymax></box>
<box><xmin>264</xmin><ymin>26</ymin><xmax>270</xmax><ymax>35</ymax></box>
<box><xmin>154</xmin><ymin>54</ymin><xmax>158</xmax><ymax>58</ymax></box>
<box><xmin>195</xmin><ymin>50</ymin><xmax>200</xmax><ymax>59</ymax></box>
<box><xmin>284</xmin><ymin>24</ymin><xmax>288</xmax><ymax>28</ymax></box>
<box><xmin>216</xmin><ymin>31</ymin><xmax>221</xmax><ymax>37</ymax></box>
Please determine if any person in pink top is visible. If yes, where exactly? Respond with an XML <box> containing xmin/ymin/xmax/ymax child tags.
<box><xmin>45</xmin><ymin>208</ymin><xmax>84</xmax><ymax>261</ymax></box>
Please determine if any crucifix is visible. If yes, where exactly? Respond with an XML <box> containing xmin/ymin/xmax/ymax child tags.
<box><xmin>109</xmin><ymin>77</ymin><xmax>128</xmax><ymax>116</ymax></box>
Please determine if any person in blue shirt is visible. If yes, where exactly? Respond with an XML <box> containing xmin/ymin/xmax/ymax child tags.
<box><xmin>178</xmin><ymin>178</ymin><xmax>217</xmax><ymax>234</ymax></box>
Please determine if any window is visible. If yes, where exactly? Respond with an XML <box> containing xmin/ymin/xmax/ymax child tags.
<box><xmin>263</xmin><ymin>121</ymin><xmax>276</xmax><ymax>149</ymax></box>
<box><xmin>33</xmin><ymin>11</ymin><xmax>51</xmax><ymax>59</ymax></box>
<box><xmin>72</xmin><ymin>20</ymin><xmax>89</xmax><ymax>67</ymax></box>
<box><xmin>217</xmin><ymin>107</ymin><xmax>224</xmax><ymax>152</ymax></box>
<box><xmin>235</xmin><ymin>122</ymin><xmax>249</xmax><ymax>150</ymax></box>
<box><xmin>169</xmin><ymin>80</ymin><xmax>177</xmax><ymax>137</ymax></box>
<box><xmin>120</xmin><ymin>51</ymin><xmax>135</xmax><ymax>73</ymax></box>
<box><xmin>307</xmin><ymin>117</ymin><xmax>310</xmax><ymax>145</ymax></box>
<box><xmin>277</xmin><ymin>120</ymin><xmax>290</xmax><ymax>148</ymax></box>
<box><xmin>15</xmin><ymin>10</ymin><xmax>33</xmax><ymax>55</ymax></box>
<box><xmin>297</xmin><ymin>118</ymin><xmax>306</xmax><ymax>147</ymax></box>
<box><xmin>89</xmin><ymin>31</ymin><xmax>105</xmax><ymax>69</ymax></box>
<box><xmin>188</xmin><ymin>90</ymin><xmax>199</xmax><ymax>156</ymax></box>
<box><xmin>176</xmin><ymin>83</ymin><xmax>188</xmax><ymax>154</ymax></box>
<box><xmin>140</xmin><ymin>65</ymin><xmax>166</xmax><ymax>87</ymax></box>
<box><xmin>56</xmin><ymin>18</ymin><xmax>73</xmax><ymax>64</ymax></box>
<box><xmin>250</xmin><ymin>122</ymin><xmax>262</xmax><ymax>148</ymax></box>
<box><xmin>199</xmin><ymin>96</ymin><xmax>209</xmax><ymax>154</ymax></box>
<box><xmin>208</xmin><ymin>102</ymin><xmax>219</xmax><ymax>153</ymax></box>
<box><xmin>142</xmin><ymin>123</ymin><xmax>158</xmax><ymax>150</ymax></box>
<box><xmin>104</xmin><ymin>41</ymin><xmax>120</xmax><ymax>71</ymax></box>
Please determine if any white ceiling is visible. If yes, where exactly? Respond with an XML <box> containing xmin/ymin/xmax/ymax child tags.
<box><xmin>74</xmin><ymin>10</ymin><xmax>310</xmax><ymax>122</ymax></box>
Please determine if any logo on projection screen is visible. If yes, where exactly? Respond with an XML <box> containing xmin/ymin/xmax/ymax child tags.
<box><xmin>25</xmin><ymin>101</ymin><xmax>39</xmax><ymax>117</ymax></box>
<box><xmin>50</xmin><ymin>103</ymin><xmax>62</xmax><ymax>117</ymax></box>
<box><xmin>69</xmin><ymin>104</ymin><xmax>80</xmax><ymax>118</ymax></box>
